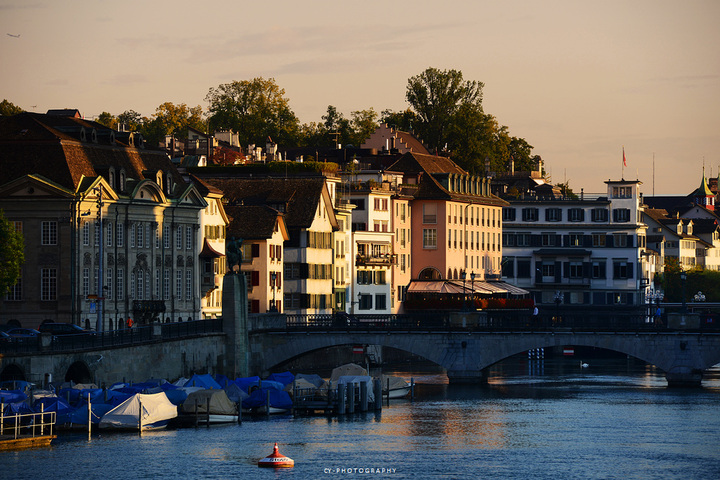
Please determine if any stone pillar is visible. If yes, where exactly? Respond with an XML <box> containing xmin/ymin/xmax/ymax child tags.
<box><xmin>222</xmin><ymin>273</ymin><xmax>249</xmax><ymax>378</ymax></box>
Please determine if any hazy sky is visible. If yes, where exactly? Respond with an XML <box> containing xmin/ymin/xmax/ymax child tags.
<box><xmin>1</xmin><ymin>0</ymin><xmax>718</xmax><ymax>195</ymax></box>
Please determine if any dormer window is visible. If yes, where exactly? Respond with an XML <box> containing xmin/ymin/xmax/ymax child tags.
<box><xmin>108</xmin><ymin>167</ymin><xmax>115</xmax><ymax>190</ymax></box>
<box><xmin>166</xmin><ymin>172</ymin><xmax>173</xmax><ymax>195</ymax></box>
<box><xmin>156</xmin><ymin>170</ymin><xmax>164</xmax><ymax>192</ymax></box>
<box><xmin>119</xmin><ymin>169</ymin><xmax>126</xmax><ymax>193</ymax></box>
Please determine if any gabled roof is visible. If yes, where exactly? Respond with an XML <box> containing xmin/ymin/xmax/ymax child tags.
<box><xmin>224</xmin><ymin>205</ymin><xmax>288</xmax><ymax>241</ymax></box>
<box><xmin>0</xmin><ymin>112</ymin><xmax>187</xmax><ymax>196</ymax></box>
<box><xmin>386</xmin><ymin>152</ymin><xmax>467</xmax><ymax>176</ymax></box>
<box><xmin>196</xmin><ymin>176</ymin><xmax>337</xmax><ymax>230</ymax></box>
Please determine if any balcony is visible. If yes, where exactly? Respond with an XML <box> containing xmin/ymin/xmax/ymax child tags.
<box><xmin>356</xmin><ymin>254</ymin><xmax>396</xmax><ymax>267</ymax></box>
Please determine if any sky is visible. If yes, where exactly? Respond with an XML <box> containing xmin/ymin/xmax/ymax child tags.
<box><xmin>1</xmin><ymin>0</ymin><xmax>718</xmax><ymax>196</ymax></box>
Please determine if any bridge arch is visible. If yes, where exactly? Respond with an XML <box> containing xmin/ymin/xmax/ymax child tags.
<box><xmin>65</xmin><ymin>361</ymin><xmax>93</xmax><ymax>384</ymax></box>
<box><xmin>0</xmin><ymin>363</ymin><xmax>26</xmax><ymax>383</ymax></box>
<box><xmin>250</xmin><ymin>331</ymin><xmax>720</xmax><ymax>386</ymax></box>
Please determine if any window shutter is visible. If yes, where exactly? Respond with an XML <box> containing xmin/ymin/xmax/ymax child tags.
<box><xmin>251</xmin><ymin>270</ymin><xmax>259</xmax><ymax>286</ymax></box>
<box><xmin>251</xmin><ymin>243</ymin><xmax>260</xmax><ymax>258</ymax></box>
<box><xmin>251</xmin><ymin>299</ymin><xmax>260</xmax><ymax>313</ymax></box>
<box><xmin>555</xmin><ymin>261</ymin><xmax>562</xmax><ymax>283</ymax></box>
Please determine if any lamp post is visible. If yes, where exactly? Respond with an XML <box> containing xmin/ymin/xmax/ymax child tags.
<box><xmin>694</xmin><ymin>291</ymin><xmax>706</xmax><ymax>303</ymax></box>
<box><xmin>680</xmin><ymin>271</ymin><xmax>688</xmax><ymax>327</ymax></box>
<box><xmin>460</xmin><ymin>270</ymin><xmax>467</xmax><ymax>310</ymax></box>
<box><xmin>553</xmin><ymin>290</ymin><xmax>562</xmax><ymax>324</ymax></box>
<box><xmin>470</xmin><ymin>271</ymin><xmax>476</xmax><ymax>311</ymax></box>
<box><xmin>269</xmin><ymin>272</ymin><xmax>277</xmax><ymax>312</ymax></box>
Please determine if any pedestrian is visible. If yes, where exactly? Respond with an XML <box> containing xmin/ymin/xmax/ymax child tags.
<box><xmin>126</xmin><ymin>317</ymin><xmax>133</xmax><ymax>329</ymax></box>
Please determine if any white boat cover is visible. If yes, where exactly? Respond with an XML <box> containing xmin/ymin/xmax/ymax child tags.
<box><xmin>181</xmin><ymin>389</ymin><xmax>237</xmax><ymax>415</ymax></box>
<box><xmin>99</xmin><ymin>392</ymin><xmax>177</xmax><ymax>430</ymax></box>
<box><xmin>336</xmin><ymin>375</ymin><xmax>375</xmax><ymax>403</ymax></box>
<box><xmin>330</xmin><ymin>363</ymin><xmax>367</xmax><ymax>382</ymax></box>
<box><xmin>380</xmin><ymin>375</ymin><xmax>410</xmax><ymax>392</ymax></box>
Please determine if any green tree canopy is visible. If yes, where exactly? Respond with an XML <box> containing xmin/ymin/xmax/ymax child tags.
<box><xmin>96</xmin><ymin>112</ymin><xmax>117</xmax><ymax>129</ymax></box>
<box><xmin>205</xmin><ymin>77</ymin><xmax>300</xmax><ymax>147</ymax></box>
<box><xmin>0</xmin><ymin>99</ymin><xmax>23</xmax><ymax>116</ymax></box>
<box><xmin>140</xmin><ymin>102</ymin><xmax>205</xmax><ymax>147</ymax></box>
<box><xmin>406</xmin><ymin>67</ymin><xmax>484</xmax><ymax>153</ymax></box>
<box><xmin>0</xmin><ymin>210</ymin><xmax>24</xmax><ymax>295</ymax></box>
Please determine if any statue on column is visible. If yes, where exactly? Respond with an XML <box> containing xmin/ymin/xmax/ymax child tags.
<box><xmin>226</xmin><ymin>236</ymin><xmax>243</xmax><ymax>273</ymax></box>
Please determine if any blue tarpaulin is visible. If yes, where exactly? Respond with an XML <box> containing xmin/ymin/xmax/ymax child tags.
<box><xmin>267</xmin><ymin>371</ymin><xmax>295</xmax><ymax>386</ymax></box>
<box><xmin>242</xmin><ymin>387</ymin><xmax>292</xmax><ymax>410</ymax></box>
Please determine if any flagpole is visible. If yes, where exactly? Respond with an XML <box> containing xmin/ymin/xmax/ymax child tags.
<box><xmin>622</xmin><ymin>146</ymin><xmax>625</xmax><ymax>179</ymax></box>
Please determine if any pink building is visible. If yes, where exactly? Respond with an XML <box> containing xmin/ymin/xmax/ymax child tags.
<box><xmin>387</xmin><ymin>153</ymin><xmax>508</xmax><ymax>283</ymax></box>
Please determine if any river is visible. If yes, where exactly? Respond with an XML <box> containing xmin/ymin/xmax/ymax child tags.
<box><xmin>3</xmin><ymin>356</ymin><xmax>720</xmax><ymax>479</ymax></box>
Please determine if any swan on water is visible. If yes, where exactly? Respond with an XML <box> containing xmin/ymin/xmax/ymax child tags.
<box><xmin>580</xmin><ymin>361</ymin><xmax>589</xmax><ymax>368</ymax></box>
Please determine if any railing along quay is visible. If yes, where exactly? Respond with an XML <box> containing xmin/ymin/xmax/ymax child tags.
<box><xmin>0</xmin><ymin>318</ymin><xmax>224</xmax><ymax>355</ymax></box>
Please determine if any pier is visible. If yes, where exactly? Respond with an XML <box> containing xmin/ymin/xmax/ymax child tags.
<box><xmin>0</xmin><ymin>410</ymin><xmax>56</xmax><ymax>451</ymax></box>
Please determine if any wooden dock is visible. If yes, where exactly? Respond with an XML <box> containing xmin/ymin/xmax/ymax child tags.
<box><xmin>292</xmin><ymin>379</ymin><xmax>384</xmax><ymax>416</ymax></box>
<box><xmin>0</xmin><ymin>411</ymin><xmax>56</xmax><ymax>451</ymax></box>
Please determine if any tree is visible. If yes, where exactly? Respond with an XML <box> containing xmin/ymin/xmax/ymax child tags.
<box><xmin>0</xmin><ymin>210</ymin><xmax>24</xmax><ymax>295</ymax></box>
<box><xmin>116</xmin><ymin>110</ymin><xmax>143</xmax><ymax>131</ymax></box>
<box><xmin>96</xmin><ymin>112</ymin><xmax>117</xmax><ymax>129</ymax></box>
<box><xmin>405</xmin><ymin>67</ymin><xmax>484</xmax><ymax>153</ymax></box>
<box><xmin>140</xmin><ymin>102</ymin><xmax>205</xmax><ymax>147</ymax></box>
<box><xmin>0</xmin><ymin>99</ymin><xmax>23</xmax><ymax>116</ymax></box>
<box><xmin>205</xmin><ymin>77</ymin><xmax>300</xmax><ymax>147</ymax></box>
<box><xmin>322</xmin><ymin>105</ymin><xmax>351</xmax><ymax>147</ymax></box>
<box><xmin>349</xmin><ymin>108</ymin><xmax>379</xmax><ymax>147</ymax></box>
<box><xmin>380</xmin><ymin>108</ymin><xmax>418</xmax><ymax>133</ymax></box>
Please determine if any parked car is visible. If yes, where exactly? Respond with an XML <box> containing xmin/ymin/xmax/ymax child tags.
<box><xmin>39</xmin><ymin>323</ymin><xmax>95</xmax><ymax>336</ymax></box>
<box><xmin>6</xmin><ymin>328</ymin><xmax>41</xmax><ymax>338</ymax></box>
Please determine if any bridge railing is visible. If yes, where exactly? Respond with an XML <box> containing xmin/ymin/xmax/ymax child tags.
<box><xmin>252</xmin><ymin>309</ymin><xmax>717</xmax><ymax>333</ymax></box>
<box><xmin>0</xmin><ymin>319</ymin><xmax>225</xmax><ymax>354</ymax></box>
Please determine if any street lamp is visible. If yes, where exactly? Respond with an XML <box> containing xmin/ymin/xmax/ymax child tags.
<box><xmin>470</xmin><ymin>271</ymin><xmax>476</xmax><ymax>310</ymax></box>
<box><xmin>553</xmin><ymin>290</ymin><xmax>562</xmax><ymax>324</ymax></box>
<box><xmin>680</xmin><ymin>271</ymin><xmax>687</xmax><ymax>314</ymax></box>
<box><xmin>460</xmin><ymin>270</ymin><xmax>467</xmax><ymax>310</ymax></box>
<box><xmin>694</xmin><ymin>291</ymin><xmax>706</xmax><ymax>303</ymax></box>
<box><xmin>269</xmin><ymin>272</ymin><xmax>277</xmax><ymax>312</ymax></box>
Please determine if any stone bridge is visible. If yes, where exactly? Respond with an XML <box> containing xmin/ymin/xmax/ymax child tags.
<box><xmin>249</xmin><ymin>328</ymin><xmax>720</xmax><ymax>387</ymax></box>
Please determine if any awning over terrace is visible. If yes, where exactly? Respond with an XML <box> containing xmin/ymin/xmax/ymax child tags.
<box><xmin>407</xmin><ymin>280</ymin><xmax>529</xmax><ymax>297</ymax></box>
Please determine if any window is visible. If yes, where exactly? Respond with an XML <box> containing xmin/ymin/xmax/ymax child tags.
<box><xmin>568</xmin><ymin>208</ymin><xmax>585</xmax><ymax>222</ymax></box>
<box><xmin>176</xmin><ymin>226</ymin><xmax>183</xmax><ymax>249</ymax></box>
<box><xmin>40</xmin><ymin>268</ymin><xmax>57</xmax><ymax>301</ymax></box>
<box><xmin>41</xmin><ymin>221</ymin><xmax>57</xmax><ymax>245</ymax></box>
<box><xmin>569</xmin><ymin>233</ymin><xmax>582</xmax><ymax>246</ymax></box>
<box><xmin>517</xmin><ymin>258</ymin><xmax>531</xmax><ymax>278</ymax></box>
<box><xmin>541</xmin><ymin>263</ymin><xmax>555</xmax><ymax>277</ymax></box>
<box><xmin>117</xmin><ymin>222</ymin><xmax>124</xmax><ymax>247</ymax></box>
<box><xmin>176</xmin><ymin>271</ymin><xmax>183</xmax><ymax>299</ymax></box>
<box><xmin>568</xmin><ymin>261</ymin><xmax>583</xmax><ymax>278</ymax></box>
<box><xmin>6</xmin><ymin>273</ymin><xmax>22</xmax><ymax>301</ymax></box>
<box><xmin>522</xmin><ymin>208</ymin><xmax>539</xmax><ymax>222</ymax></box>
<box><xmin>117</xmin><ymin>268</ymin><xmax>124</xmax><ymax>300</ymax></box>
<box><xmin>423</xmin><ymin>229</ymin><xmax>437</xmax><ymax>249</ymax></box>
<box><xmin>542</xmin><ymin>233</ymin><xmax>556</xmax><ymax>246</ymax></box>
<box><xmin>358</xmin><ymin>294</ymin><xmax>372</xmax><ymax>310</ymax></box>
<box><xmin>163</xmin><ymin>225</ymin><xmax>170</xmax><ymax>249</ymax></box>
<box><xmin>612</xmin><ymin>186</ymin><xmax>632</xmax><ymax>198</ymax></box>
<box><xmin>357</xmin><ymin>270</ymin><xmax>373</xmax><ymax>285</ymax></box>
<box><xmin>374</xmin><ymin>270</ymin><xmax>386</xmax><ymax>285</ymax></box>
<box><xmin>163</xmin><ymin>269</ymin><xmax>170</xmax><ymax>300</ymax></box>
<box><xmin>423</xmin><ymin>204</ymin><xmax>437</xmax><ymax>224</ymax></box>
<box><xmin>350</xmin><ymin>199</ymin><xmax>365</xmax><ymax>210</ymax></box>
<box><xmin>107</xmin><ymin>222</ymin><xmax>113</xmax><ymax>247</ymax></box>
<box><xmin>517</xmin><ymin>234</ymin><xmax>531</xmax><ymax>247</ymax></box>
<box><xmin>613</xmin><ymin>208</ymin><xmax>630</xmax><ymax>223</ymax></box>
<box><xmin>137</xmin><ymin>222</ymin><xmax>143</xmax><ymax>248</ymax></box>
<box><xmin>186</xmin><ymin>270</ymin><xmax>192</xmax><ymax>300</ymax></box>
<box><xmin>613</xmin><ymin>260</ymin><xmax>633</xmax><ymax>279</ymax></box>
<box><xmin>613</xmin><ymin>234</ymin><xmax>628</xmax><ymax>247</ymax></box>
<box><xmin>592</xmin><ymin>208</ymin><xmax>608</xmax><ymax>222</ymax></box>
<box><xmin>502</xmin><ymin>233</ymin><xmax>515</xmax><ymax>247</ymax></box>
<box><xmin>375</xmin><ymin>294</ymin><xmax>387</xmax><ymax>310</ymax></box>
<box><xmin>82</xmin><ymin>223</ymin><xmax>90</xmax><ymax>246</ymax></box>
<box><xmin>592</xmin><ymin>260</ymin><xmax>606</xmax><ymax>279</ymax></box>
<box><xmin>502</xmin><ymin>208</ymin><xmax>516</xmax><ymax>221</ymax></box>
<box><xmin>546</xmin><ymin>208</ymin><xmax>562</xmax><ymax>222</ymax></box>
<box><xmin>83</xmin><ymin>268</ymin><xmax>90</xmax><ymax>297</ymax></box>
<box><xmin>592</xmin><ymin>234</ymin><xmax>606</xmax><ymax>247</ymax></box>
<box><xmin>186</xmin><ymin>226</ymin><xmax>193</xmax><ymax>250</ymax></box>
